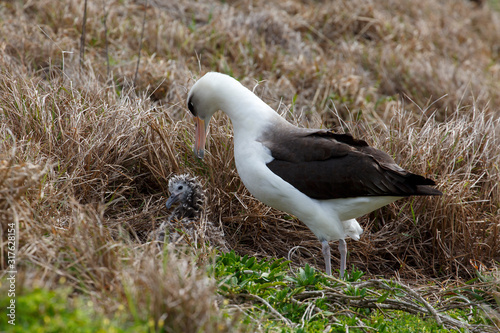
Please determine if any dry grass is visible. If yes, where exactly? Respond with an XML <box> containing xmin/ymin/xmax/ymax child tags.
<box><xmin>1</xmin><ymin>0</ymin><xmax>500</xmax><ymax>329</ymax></box>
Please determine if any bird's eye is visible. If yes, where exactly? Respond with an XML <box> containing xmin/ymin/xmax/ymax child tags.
<box><xmin>187</xmin><ymin>100</ymin><xmax>195</xmax><ymax>115</ymax></box>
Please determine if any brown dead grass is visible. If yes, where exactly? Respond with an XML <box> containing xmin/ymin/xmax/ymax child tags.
<box><xmin>1</xmin><ymin>0</ymin><xmax>500</xmax><ymax>329</ymax></box>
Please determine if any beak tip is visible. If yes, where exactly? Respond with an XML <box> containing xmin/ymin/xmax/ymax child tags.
<box><xmin>194</xmin><ymin>117</ymin><xmax>207</xmax><ymax>160</ymax></box>
<box><xmin>194</xmin><ymin>148</ymin><xmax>205</xmax><ymax>159</ymax></box>
<box><xmin>165</xmin><ymin>195</ymin><xmax>177</xmax><ymax>209</ymax></box>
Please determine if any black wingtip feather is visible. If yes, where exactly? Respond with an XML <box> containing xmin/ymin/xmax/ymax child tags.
<box><xmin>414</xmin><ymin>185</ymin><xmax>443</xmax><ymax>196</ymax></box>
<box><xmin>404</xmin><ymin>173</ymin><xmax>442</xmax><ymax>196</ymax></box>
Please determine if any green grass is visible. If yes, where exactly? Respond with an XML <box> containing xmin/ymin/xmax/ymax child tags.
<box><xmin>0</xmin><ymin>287</ymin><xmax>148</xmax><ymax>333</ymax></box>
<box><xmin>212</xmin><ymin>251</ymin><xmax>493</xmax><ymax>332</ymax></box>
<box><xmin>489</xmin><ymin>0</ymin><xmax>500</xmax><ymax>11</ymax></box>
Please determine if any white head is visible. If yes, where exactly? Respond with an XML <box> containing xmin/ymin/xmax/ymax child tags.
<box><xmin>187</xmin><ymin>73</ymin><xmax>231</xmax><ymax>159</ymax></box>
<box><xmin>188</xmin><ymin>72</ymin><xmax>268</xmax><ymax>159</ymax></box>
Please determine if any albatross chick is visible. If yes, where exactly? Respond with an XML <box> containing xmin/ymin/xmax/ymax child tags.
<box><xmin>154</xmin><ymin>174</ymin><xmax>228</xmax><ymax>252</ymax></box>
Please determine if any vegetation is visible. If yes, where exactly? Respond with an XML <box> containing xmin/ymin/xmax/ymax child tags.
<box><xmin>0</xmin><ymin>287</ymin><xmax>148</xmax><ymax>332</ymax></box>
<box><xmin>1</xmin><ymin>0</ymin><xmax>499</xmax><ymax>331</ymax></box>
<box><xmin>0</xmin><ymin>252</ymin><xmax>497</xmax><ymax>331</ymax></box>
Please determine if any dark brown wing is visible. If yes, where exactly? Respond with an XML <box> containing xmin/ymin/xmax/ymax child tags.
<box><xmin>261</xmin><ymin>128</ymin><xmax>441</xmax><ymax>200</ymax></box>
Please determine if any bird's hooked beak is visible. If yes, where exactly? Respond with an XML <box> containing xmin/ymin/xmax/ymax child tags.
<box><xmin>165</xmin><ymin>191</ymin><xmax>181</xmax><ymax>209</ymax></box>
<box><xmin>194</xmin><ymin>116</ymin><xmax>207</xmax><ymax>159</ymax></box>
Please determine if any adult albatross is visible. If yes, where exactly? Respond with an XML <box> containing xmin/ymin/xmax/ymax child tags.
<box><xmin>187</xmin><ymin>72</ymin><xmax>442</xmax><ymax>278</ymax></box>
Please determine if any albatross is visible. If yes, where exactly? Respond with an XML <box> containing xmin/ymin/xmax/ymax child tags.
<box><xmin>186</xmin><ymin>72</ymin><xmax>442</xmax><ymax>278</ymax></box>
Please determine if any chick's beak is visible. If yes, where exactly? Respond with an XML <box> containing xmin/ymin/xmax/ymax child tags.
<box><xmin>165</xmin><ymin>192</ymin><xmax>181</xmax><ymax>209</ymax></box>
<box><xmin>194</xmin><ymin>116</ymin><xmax>206</xmax><ymax>159</ymax></box>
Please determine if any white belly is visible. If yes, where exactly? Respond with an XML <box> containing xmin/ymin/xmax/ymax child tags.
<box><xmin>321</xmin><ymin>196</ymin><xmax>402</xmax><ymax>222</ymax></box>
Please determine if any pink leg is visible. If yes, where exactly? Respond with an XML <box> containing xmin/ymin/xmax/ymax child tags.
<box><xmin>339</xmin><ymin>239</ymin><xmax>347</xmax><ymax>279</ymax></box>
<box><xmin>321</xmin><ymin>240</ymin><xmax>332</xmax><ymax>276</ymax></box>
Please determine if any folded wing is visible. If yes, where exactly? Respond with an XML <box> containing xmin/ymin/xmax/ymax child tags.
<box><xmin>262</xmin><ymin>129</ymin><xmax>442</xmax><ymax>200</ymax></box>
